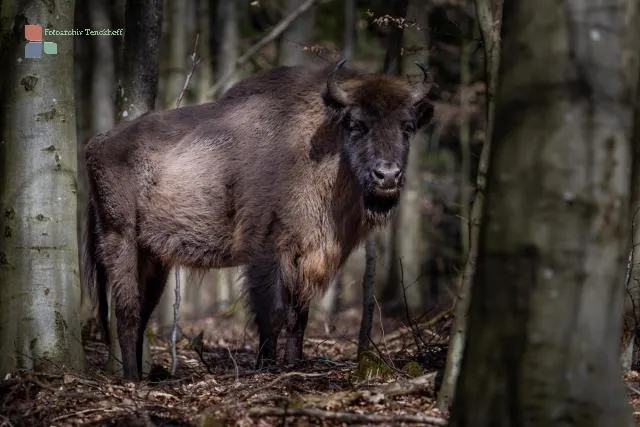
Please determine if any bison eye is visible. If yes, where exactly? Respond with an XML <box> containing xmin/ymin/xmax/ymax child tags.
<box><xmin>401</xmin><ymin>120</ymin><xmax>416</xmax><ymax>135</ymax></box>
<box><xmin>349</xmin><ymin>119</ymin><xmax>368</xmax><ymax>135</ymax></box>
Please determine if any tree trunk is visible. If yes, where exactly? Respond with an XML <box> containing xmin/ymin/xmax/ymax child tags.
<box><xmin>108</xmin><ymin>0</ymin><xmax>163</xmax><ymax>377</ymax></box>
<box><xmin>449</xmin><ymin>0</ymin><xmax>640</xmax><ymax>425</ymax></box>
<box><xmin>216</xmin><ymin>0</ymin><xmax>239</xmax><ymax>94</ymax></box>
<box><xmin>278</xmin><ymin>0</ymin><xmax>317</xmax><ymax>66</ymax></box>
<box><xmin>89</xmin><ymin>0</ymin><xmax>116</xmax><ymax>135</ymax></box>
<box><xmin>359</xmin><ymin>0</ymin><xmax>409</xmax><ymax>350</ymax></box>
<box><xmin>115</xmin><ymin>0</ymin><xmax>163</xmax><ymax>121</ymax></box>
<box><xmin>160</xmin><ymin>0</ymin><xmax>188</xmax><ymax>108</ymax></box>
<box><xmin>358</xmin><ymin>237</ymin><xmax>376</xmax><ymax>353</ymax></box>
<box><xmin>437</xmin><ymin>0</ymin><xmax>502</xmax><ymax>411</ymax></box>
<box><xmin>380</xmin><ymin>0</ymin><xmax>423</xmax><ymax>315</ymax></box>
<box><xmin>320</xmin><ymin>0</ymin><xmax>357</xmax><ymax>317</ymax></box>
<box><xmin>0</xmin><ymin>0</ymin><xmax>85</xmax><ymax>375</ymax></box>
<box><xmin>74</xmin><ymin>1</ymin><xmax>92</xmax><ymax>316</ymax></box>
<box><xmin>381</xmin><ymin>0</ymin><xmax>409</xmax><ymax>75</ymax></box>
<box><xmin>196</xmin><ymin>0</ymin><xmax>214</xmax><ymax>104</ymax></box>
<box><xmin>622</xmin><ymin>48</ymin><xmax>640</xmax><ymax>372</ymax></box>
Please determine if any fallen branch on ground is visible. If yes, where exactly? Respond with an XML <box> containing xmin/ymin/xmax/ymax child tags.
<box><xmin>240</xmin><ymin>371</ymin><xmax>328</xmax><ymax>401</ymax></box>
<box><xmin>301</xmin><ymin>372</ymin><xmax>437</xmax><ymax>408</ymax></box>
<box><xmin>248</xmin><ymin>406</ymin><xmax>447</xmax><ymax>425</ymax></box>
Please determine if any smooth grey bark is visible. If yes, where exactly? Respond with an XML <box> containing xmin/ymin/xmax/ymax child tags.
<box><xmin>216</xmin><ymin>0</ymin><xmax>239</xmax><ymax>94</ymax></box>
<box><xmin>74</xmin><ymin>2</ymin><xmax>91</xmax><ymax>315</ymax></box>
<box><xmin>449</xmin><ymin>0</ymin><xmax>640</xmax><ymax>425</ymax></box>
<box><xmin>0</xmin><ymin>0</ymin><xmax>85</xmax><ymax>375</ymax></box>
<box><xmin>89</xmin><ymin>0</ymin><xmax>116</xmax><ymax>134</ymax></box>
<box><xmin>108</xmin><ymin>0</ymin><xmax>163</xmax><ymax>377</ymax></box>
<box><xmin>622</xmin><ymin>50</ymin><xmax>640</xmax><ymax>372</ymax></box>
<box><xmin>278</xmin><ymin>0</ymin><xmax>317</xmax><ymax>66</ymax></box>
<box><xmin>196</xmin><ymin>0</ymin><xmax>214</xmax><ymax>104</ymax></box>
<box><xmin>343</xmin><ymin>0</ymin><xmax>357</xmax><ymax>61</ymax></box>
<box><xmin>160</xmin><ymin>0</ymin><xmax>188</xmax><ymax>108</ymax></box>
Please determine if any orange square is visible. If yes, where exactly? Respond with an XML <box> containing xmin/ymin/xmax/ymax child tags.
<box><xmin>25</xmin><ymin>24</ymin><xmax>42</xmax><ymax>41</ymax></box>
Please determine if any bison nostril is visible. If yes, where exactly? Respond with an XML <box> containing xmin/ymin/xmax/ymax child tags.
<box><xmin>372</xmin><ymin>169</ymin><xmax>386</xmax><ymax>181</ymax></box>
<box><xmin>371</xmin><ymin>162</ymin><xmax>402</xmax><ymax>187</ymax></box>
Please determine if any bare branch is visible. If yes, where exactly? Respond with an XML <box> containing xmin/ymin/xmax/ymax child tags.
<box><xmin>175</xmin><ymin>34</ymin><xmax>201</xmax><ymax>108</ymax></box>
<box><xmin>207</xmin><ymin>0</ymin><xmax>319</xmax><ymax>98</ymax></box>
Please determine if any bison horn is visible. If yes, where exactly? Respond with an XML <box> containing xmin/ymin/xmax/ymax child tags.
<box><xmin>411</xmin><ymin>62</ymin><xmax>434</xmax><ymax>104</ymax></box>
<box><xmin>325</xmin><ymin>59</ymin><xmax>351</xmax><ymax>106</ymax></box>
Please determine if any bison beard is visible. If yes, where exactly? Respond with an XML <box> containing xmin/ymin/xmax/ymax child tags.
<box><xmin>82</xmin><ymin>60</ymin><xmax>434</xmax><ymax>380</ymax></box>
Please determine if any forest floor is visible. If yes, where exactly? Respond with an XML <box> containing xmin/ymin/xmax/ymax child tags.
<box><xmin>2</xmin><ymin>306</ymin><xmax>640</xmax><ymax>426</ymax></box>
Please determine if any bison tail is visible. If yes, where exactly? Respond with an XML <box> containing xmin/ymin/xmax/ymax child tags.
<box><xmin>82</xmin><ymin>197</ymin><xmax>110</xmax><ymax>345</ymax></box>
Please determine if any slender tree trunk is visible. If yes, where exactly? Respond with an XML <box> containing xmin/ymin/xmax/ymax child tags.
<box><xmin>381</xmin><ymin>0</ymin><xmax>409</xmax><ymax>75</ymax></box>
<box><xmin>156</xmin><ymin>0</ymin><xmax>200</xmax><ymax>331</ymax></box>
<box><xmin>380</xmin><ymin>0</ymin><xmax>416</xmax><ymax>315</ymax></box>
<box><xmin>278</xmin><ymin>0</ymin><xmax>317</xmax><ymax>66</ymax></box>
<box><xmin>320</xmin><ymin>0</ymin><xmax>357</xmax><ymax>317</ymax></box>
<box><xmin>358</xmin><ymin>238</ymin><xmax>376</xmax><ymax>353</ymax></box>
<box><xmin>343</xmin><ymin>0</ymin><xmax>357</xmax><ymax>61</ymax></box>
<box><xmin>437</xmin><ymin>0</ymin><xmax>502</xmax><ymax>411</ymax></box>
<box><xmin>216</xmin><ymin>0</ymin><xmax>239</xmax><ymax>94</ymax></box>
<box><xmin>115</xmin><ymin>0</ymin><xmax>163</xmax><ymax>121</ymax></box>
<box><xmin>161</xmin><ymin>0</ymin><xmax>188</xmax><ymax>108</ymax></box>
<box><xmin>359</xmin><ymin>0</ymin><xmax>410</xmax><ymax>349</ymax></box>
<box><xmin>89</xmin><ymin>0</ymin><xmax>116</xmax><ymax>134</ymax></box>
<box><xmin>449</xmin><ymin>0</ymin><xmax>640</xmax><ymax>424</ymax></box>
<box><xmin>0</xmin><ymin>0</ymin><xmax>85</xmax><ymax>375</ymax></box>
<box><xmin>622</xmin><ymin>52</ymin><xmax>640</xmax><ymax>372</ymax></box>
<box><xmin>196</xmin><ymin>0</ymin><xmax>214</xmax><ymax>104</ymax></box>
<box><xmin>108</xmin><ymin>0</ymin><xmax>163</xmax><ymax>377</ymax></box>
<box><xmin>74</xmin><ymin>1</ymin><xmax>91</xmax><ymax>316</ymax></box>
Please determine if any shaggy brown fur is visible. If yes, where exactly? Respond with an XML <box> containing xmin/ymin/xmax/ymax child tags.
<box><xmin>82</xmin><ymin>61</ymin><xmax>434</xmax><ymax>380</ymax></box>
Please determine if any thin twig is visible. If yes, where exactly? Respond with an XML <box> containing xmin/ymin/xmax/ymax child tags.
<box><xmin>176</xmin><ymin>34</ymin><xmax>201</xmax><ymax>108</ymax></box>
<box><xmin>628</xmin><ymin>383</ymin><xmax>640</xmax><ymax>396</ymax></box>
<box><xmin>170</xmin><ymin>267</ymin><xmax>182</xmax><ymax>376</ymax></box>
<box><xmin>248</xmin><ymin>406</ymin><xmax>447</xmax><ymax>426</ymax></box>
<box><xmin>207</xmin><ymin>0</ymin><xmax>319</xmax><ymax>98</ymax></box>
<box><xmin>373</xmin><ymin>295</ymin><xmax>396</xmax><ymax>371</ymax></box>
<box><xmin>226</xmin><ymin>346</ymin><xmax>239</xmax><ymax>383</ymax></box>
<box><xmin>240</xmin><ymin>372</ymin><xmax>326</xmax><ymax>401</ymax></box>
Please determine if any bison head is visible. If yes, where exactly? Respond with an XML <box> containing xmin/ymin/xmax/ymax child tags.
<box><xmin>323</xmin><ymin>60</ymin><xmax>434</xmax><ymax>220</ymax></box>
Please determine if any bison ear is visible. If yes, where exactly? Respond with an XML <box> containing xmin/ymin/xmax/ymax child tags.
<box><xmin>322</xmin><ymin>59</ymin><xmax>351</xmax><ymax>108</ymax></box>
<box><xmin>415</xmin><ymin>99</ymin><xmax>434</xmax><ymax>129</ymax></box>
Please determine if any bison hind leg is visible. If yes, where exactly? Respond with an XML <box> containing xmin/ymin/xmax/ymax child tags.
<box><xmin>136</xmin><ymin>247</ymin><xmax>170</xmax><ymax>376</ymax></box>
<box><xmin>99</xmin><ymin>229</ymin><xmax>141</xmax><ymax>380</ymax></box>
<box><xmin>245</xmin><ymin>257</ymin><xmax>287</xmax><ymax>369</ymax></box>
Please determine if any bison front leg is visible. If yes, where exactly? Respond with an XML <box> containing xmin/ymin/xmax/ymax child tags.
<box><xmin>284</xmin><ymin>296</ymin><xmax>309</xmax><ymax>365</ymax></box>
<box><xmin>246</xmin><ymin>257</ymin><xmax>286</xmax><ymax>369</ymax></box>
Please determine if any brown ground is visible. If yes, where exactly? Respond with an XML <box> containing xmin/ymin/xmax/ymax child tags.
<box><xmin>1</xmin><ymin>308</ymin><xmax>639</xmax><ymax>426</ymax></box>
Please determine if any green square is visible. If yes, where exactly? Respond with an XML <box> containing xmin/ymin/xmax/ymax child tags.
<box><xmin>43</xmin><ymin>42</ymin><xmax>57</xmax><ymax>55</ymax></box>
